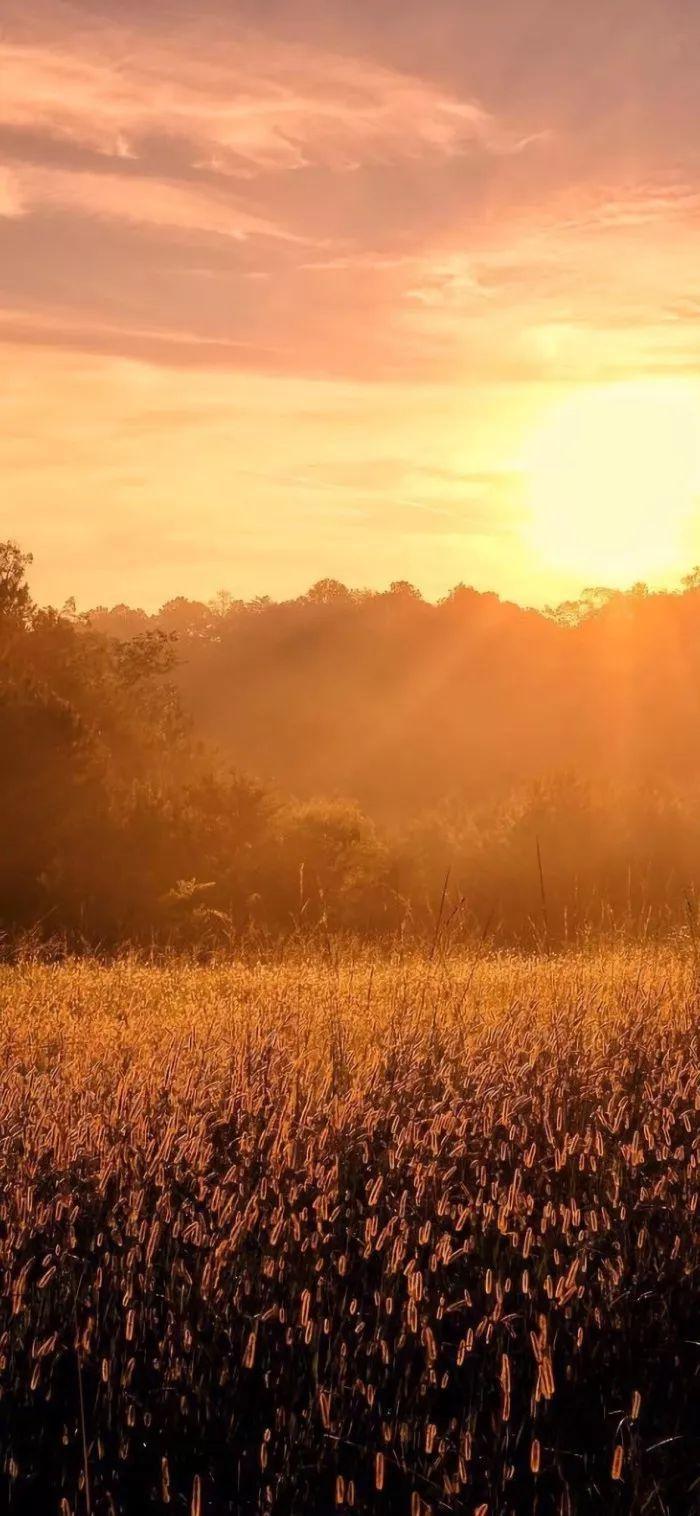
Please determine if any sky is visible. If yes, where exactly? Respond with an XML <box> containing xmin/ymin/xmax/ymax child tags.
<box><xmin>2</xmin><ymin>0</ymin><xmax>700</xmax><ymax>610</ymax></box>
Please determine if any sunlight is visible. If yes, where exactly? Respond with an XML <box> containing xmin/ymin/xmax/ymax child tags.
<box><xmin>523</xmin><ymin>381</ymin><xmax>700</xmax><ymax>585</ymax></box>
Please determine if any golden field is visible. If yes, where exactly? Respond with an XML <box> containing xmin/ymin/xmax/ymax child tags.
<box><xmin>0</xmin><ymin>946</ymin><xmax>697</xmax><ymax>1514</ymax></box>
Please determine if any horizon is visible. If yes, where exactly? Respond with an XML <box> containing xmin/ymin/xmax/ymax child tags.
<box><xmin>22</xmin><ymin>549</ymin><xmax>700</xmax><ymax>617</ymax></box>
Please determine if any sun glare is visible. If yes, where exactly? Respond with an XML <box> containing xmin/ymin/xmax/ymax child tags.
<box><xmin>524</xmin><ymin>382</ymin><xmax>700</xmax><ymax>586</ymax></box>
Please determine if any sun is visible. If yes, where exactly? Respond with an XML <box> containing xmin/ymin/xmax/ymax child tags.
<box><xmin>523</xmin><ymin>381</ymin><xmax>700</xmax><ymax>586</ymax></box>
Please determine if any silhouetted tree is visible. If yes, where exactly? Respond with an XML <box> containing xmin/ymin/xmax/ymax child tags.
<box><xmin>0</xmin><ymin>542</ymin><xmax>33</xmax><ymax>629</ymax></box>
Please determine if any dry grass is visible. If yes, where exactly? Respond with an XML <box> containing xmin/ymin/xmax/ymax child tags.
<box><xmin>0</xmin><ymin>945</ymin><xmax>697</xmax><ymax>1514</ymax></box>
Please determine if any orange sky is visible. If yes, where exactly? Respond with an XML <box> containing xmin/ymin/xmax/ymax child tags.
<box><xmin>2</xmin><ymin>0</ymin><xmax>700</xmax><ymax>609</ymax></box>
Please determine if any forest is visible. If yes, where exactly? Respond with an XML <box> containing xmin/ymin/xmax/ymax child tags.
<box><xmin>5</xmin><ymin>539</ymin><xmax>700</xmax><ymax>947</ymax></box>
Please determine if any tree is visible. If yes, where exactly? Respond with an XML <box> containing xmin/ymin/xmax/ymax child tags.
<box><xmin>0</xmin><ymin>541</ymin><xmax>33</xmax><ymax>629</ymax></box>
<box><xmin>87</xmin><ymin>604</ymin><xmax>150</xmax><ymax>639</ymax></box>
<box><xmin>114</xmin><ymin>629</ymin><xmax>178</xmax><ymax>688</ymax></box>
<box><xmin>209</xmin><ymin>590</ymin><xmax>243</xmax><ymax>619</ymax></box>
<box><xmin>305</xmin><ymin>579</ymin><xmax>352</xmax><ymax>605</ymax></box>
<box><xmin>388</xmin><ymin>580</ymin><xmax>422</xmax><ymax>600</ymax></box>
<box><xmin>0</xmin><ymin>671</ymin><xmax>95</xmax><ymax>924</ymax></box>
<box><xmin>545</xmin><ymin>586</ymin><xmax>616</xmax><ymax>627</ymax></box>
<box><xmin>157</xmin><ymin>597</ymin><xmax>213</xmax><ymax>638</ymax></box>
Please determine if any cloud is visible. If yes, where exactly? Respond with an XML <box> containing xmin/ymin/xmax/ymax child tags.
<box><xmin>405</xmin><ymin>255</ymin><xmax>482</xmax><ymax>308</ymax></box>
<box><xmin>6</xmin><ymin>162</ymin><xmax>302</xmax><ymax>242</ymax></box>
<box><xmin>1</xmin><ymin>3</ymin><xmax>699</xmax><ymax>399</ymax></box>
<box><xmin>0</xmin><ymin>166</ymin><xmax>24</xmax><ymax>218</ymax></box>
<box><xmin>0</xmin><ymin>15</ymin><xmax>539</xmax><ymax>268</ymax></box>
<box><xmin>0</xmin><ymin>306</ymin><xmax>288</xmax><ymax>371</ymax></box>
<box><xmin>274</xmin><ymin>458</ymin><xmax>525</xmax><ymax>538</ymax></box>
<box><xmin>0</xmin><ymin>28</ymin><xmax>517</xmax><ymax>180</ymax></box>
<box><xmin>548</xmin><ymin>180</ymin><xmax>700</xmax><ymax>234</ymax></box>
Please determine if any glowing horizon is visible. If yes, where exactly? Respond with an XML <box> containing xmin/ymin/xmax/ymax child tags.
<box><xmin>3</xmin><ymin>0</ymin><xmax>700</xmax><ymax>611</ymax></box>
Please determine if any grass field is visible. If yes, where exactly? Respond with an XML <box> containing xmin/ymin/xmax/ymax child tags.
<box><xmin>0</xmin><ymin>946</ymin><xmax>697</xmax><ymax>1514</ymax></box>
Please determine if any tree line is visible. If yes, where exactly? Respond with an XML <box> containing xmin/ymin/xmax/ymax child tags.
<box><xmin>89</xmin><ymin>570</ymin><xmax>700</xmax><ymax>819</ymax></box>
<box><xmin>4</xmin><ymin>540</ymin><xmax>700</xmax><ymax>948</ymax></box>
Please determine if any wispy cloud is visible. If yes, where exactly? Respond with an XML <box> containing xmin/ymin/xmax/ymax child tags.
<box><xmin>0</xmin><ymin>306</ymin><xmax>289</xmax><ymax>371</ymax></box>
<box><xmin>0</xmin><ymin>166</ymin><xmax>24</xmax><ymax>218</ymax></box>
<box><xmin>545</xmin><ymin>179</ymin><xmax>700</xmax><ymax>233</ymax></box>
<box><xmin>0</xmin><ymin>31</ymin><xmax>514</xmax><ymax>179</ymax></box>
<box><xmin>3</xmin><ymin>161</ymin><xmax>305</xmax><ymax>242</ymax></box>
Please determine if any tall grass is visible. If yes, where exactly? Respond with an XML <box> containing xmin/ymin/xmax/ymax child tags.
<box><xmin>0</xmin><ymin>946</ymin><xmax>697</xmax><ymax>1513</ymax></box>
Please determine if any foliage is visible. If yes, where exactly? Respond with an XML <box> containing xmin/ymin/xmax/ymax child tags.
<box><xmin>89</xmin><ymin>565</ymin><xmax>700</xmax><ymax>820</ymax></box>
<box><xmin>0</xmin><ymin>541</ymin><xmax>34</xmax><ymax>628</ymax></box>
<box><xmin>8</xmin><ymin>541</ymin><xmax>700</xmax><ymax>944</ymax></box>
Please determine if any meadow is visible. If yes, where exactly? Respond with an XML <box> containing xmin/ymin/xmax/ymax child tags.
<box><xmin>0</xmin><ymin>945</ymin><xmax>697</xmax><ymax>1515</ymax></box>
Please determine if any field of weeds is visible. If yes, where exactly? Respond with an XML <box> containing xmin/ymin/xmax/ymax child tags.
<box><xmin>0</xmin><ymin>946</ymin><xmax>697</xmax><ymax>1514</ymax></box>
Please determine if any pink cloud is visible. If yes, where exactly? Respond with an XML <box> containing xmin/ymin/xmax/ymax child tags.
<box><xmin>0</xmin><ymin>30</ymin><xmax>516</xmax><ymax>177</ymax></box>
<box><xmin>7</xmin><ymin>161</ymin><xmax>306</xmax><ymax>241</ymax></box>
<box><xmin>0</xmin><ymin>166</ymin><xmax>24</xmax><ymax>218</ymax></box>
